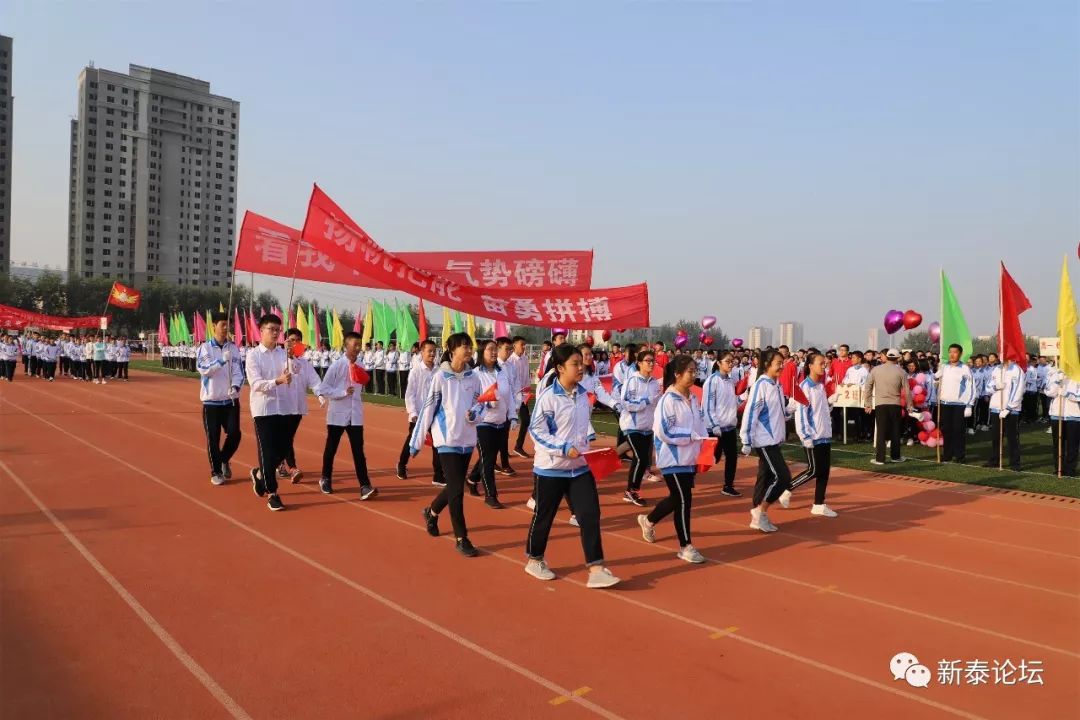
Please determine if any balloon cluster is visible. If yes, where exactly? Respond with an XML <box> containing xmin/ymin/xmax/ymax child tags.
<box><xmin>883</xmin><ymin>309</ymin><xmax>922</xmax><ymax>335</ymax></box>
<box><xmin>908</xmin><ymin>372</ymin><xmax>943</xmax><ymax>447</ymax></box>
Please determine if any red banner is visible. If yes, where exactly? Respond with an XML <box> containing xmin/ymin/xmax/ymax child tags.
<box><xmin>235</xmin><ymin>211</ymin><xmax>593</xmax><ymax>291</ymax></box>
<box><xmin>0</xmin><ymin>304</ymin><xmax>107</xmax><ymax>331</ymax></box>
<box><xmin>298</xmin><ymin>185</ymin><xmax>650</xmax><ymax>330</ymax></box>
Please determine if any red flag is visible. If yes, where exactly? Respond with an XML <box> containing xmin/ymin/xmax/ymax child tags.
<box><xmin>791</xmin><ymin>381</ymin><xmax>811</xmax><ymax>407</ymax></box>
<box><xmin>520</xmin><ymin>388</ymin><xmax>533</xmax><ymax>405</ymax></box>
<box><xmin>107</xmin><ymin>281</ymin><xmax>141</xmax><ymax>310</ymax></box>
<box><xmin>350</xmin><ymin>363</ymin><xmax>370</xmax><ymax>386</ymax></box>
<box><xmin>417</xmin><ymin>299</ymin><xmax>428</xmax><ymax>342</ymax></box>
<box><xmin>734</xmin><ymin>375</ymin><xmax>749</xmax><ymax>396</ymax></box>
<box><xmin>290</xmin><ymin>342</ymin><xmax>308</xmax><ymax>359</ymax></box>
<box><xmin>598</xmin><ymin>374</ymin><xmax>614</xmax><ymax>395</ymax></box>
<box><xmin>999</xmin><ymin>262</ymin><xmax>1032</xmax><ymax>371</ymax></box>
<box><xmin>248</xmin><ymin>309</ymin><xmax>260</xmax><ymax>342</ymax></box>
<box><xmin>157</xmin><ymin>313</ymin><xmax>168</xmax><ymax>344</ymax></box>
<box><xmin>695</xmin><ymin>437</ymin><xmax>719</xmax><ymax>474</ymax></box>
<box><xmin>353</xmin><ymin>306</ymin><xmax>362</xmax><ymax>334</ymax></box>
<box><xmin>587</xmin><ymin>391</ymin><xmax>597</xmax><ymax>407</ymax></box>
<box><xmin>288</xmin><ymin>306</ymin><xmax>297</xmax><ymax>330</ymax></box>
<box><xmin>582</xmin><ymin>448</ymin><xmax>622</xmax><ymax>482</ymax></box>
<box><xmin>477</xmin><ymin>383</ymin><xmax>498</xmax><ymax>404</ymax></box>
<box><xmin>689</xmin><ymin>384</ymin><xmax>702</xmax><ymax>405</ymax></box>
<box><xmin>233</xmin><ymin>309</ymin><xmax>244</xmax><ymax>345</ymax></box>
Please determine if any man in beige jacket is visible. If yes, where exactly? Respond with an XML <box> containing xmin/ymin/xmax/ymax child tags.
<box><xmin>864</xmin><ymin>348</ymin><xmax>913</xmax><ymax>465</ymax></box>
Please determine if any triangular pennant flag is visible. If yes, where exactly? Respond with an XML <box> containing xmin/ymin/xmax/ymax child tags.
<box><xmin>999</xmin><ymin>263</ymin><xmax>1032</xmax><ymax>370</ymax></box>
<box><xmin>350</xmin><ymin>363</ymin><xmax>370</xmax><ymax>386</ymax></box>
<box><xmin>695</xmin><ymin>438</ymin><xmax>719</xmax><ymax>474</ymax></box>
<box><xmin>1058</xmin><ymin>256</ymin><xmax>1080</xmax><ymax>382</ymax></box>
<box><xmin>582</xmin><ymin>448</ymin><xmax>622</xmax><ymax>482</ymax></box>
<box><xmin>477</xmin><ymin>383</ymin><xmax>499</xmax><ymax>404</ymax></box>
<box><xmin>417</xmin><ymin>299</ymin><xmax>428</xmax><ymax>342</ymax></box>
<box><xmin>940</xmin><ymin>271</ymin><xmax>973</xmax><ymax>362</ymax></box>
<box><xmin>599</xmin><ymin>375</ymin><xmax>614</xmax><ymax>395</ymax></box>
<box><xmin>792</xmin><ymin>381</ymin><xmax>811</xmax><ymax>406</ymax></box>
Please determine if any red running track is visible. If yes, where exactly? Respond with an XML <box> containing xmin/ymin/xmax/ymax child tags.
<box><xmin>2</xmin><ymin>371</ymin><xmax>1077</xmax><ymax>719</ymax></box>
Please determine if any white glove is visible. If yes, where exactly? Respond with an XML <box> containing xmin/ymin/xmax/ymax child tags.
<box><xmin>999</xmin><ymin>409</ymin><xmax>1010</xmax><ymax>418</ymax></box>
<box><xmin>802</xmin><ymin>440</ymin><xmax>813</xmax><ymax>449</ymax></box>
<box><xmin>741</xmin><ymin>444</ymin><xmax>752</xmax><ymax>456</ymax></box>
<box><xmin>908</xmin><ymin>410</ymin><xmax>922</xmax><ymax>420</ymax></box>
<box><xmin>510</xmin><ymin>418</ymin><xmax>519</xmax><ymax>431</ymax></box>
<box><xmin>227</xmin><ymin>386</ymin><xmax>240</xmax><ymax>400</ymax></box>
<box><xmin>221</xmin><ymin>350</ymin><xmax>231</xmax><ymax>362</ymax></box>
<box><xmin>964</xmin><ymin>407</ymin><xmax>972</xmax><ymax>418</ymax></box>
<box><xmin>785</xmin><ymin>397</ymin><xmax>797</xmax><ymax>414</ymax></box>
<box><xmin>827</xmin><ymin>392</ymin><xmax>839</xmax><ymax>405</ymax></box>
<box><xmin>317</xmin><ymin>395</ymin><xmax>327</xmax><ymax>408</ymax></box>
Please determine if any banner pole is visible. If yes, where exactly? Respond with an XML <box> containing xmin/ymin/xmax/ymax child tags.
<box><xmin>1059</xmin><ymin>408</ymin><xmax>1065</xmax><ymax>478</ymax></box>
<box><xmin>937</xmin><ymin>267</ymin><xmax>943</xmax><ymax>464</ymax></box>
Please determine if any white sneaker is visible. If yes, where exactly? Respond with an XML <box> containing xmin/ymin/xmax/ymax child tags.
<box><xmin>526</xmin><ymin>497</ymin><xmax>537</xmax><ymax>511</ymax></box>
<box><xmin>749</xmin><ymin>507</ymin><xmax>762</xmax><ymax>530</ymax></box>
<box><xmin>757</xmin><ymin>512</ymin><xmax>779</xmax><ymax>533</ymax></box>
<box><xmin>892</xmin><ymin>456</ymin><xmax>908</xmax><ymax>463</ymax></box>
<box><xmin>586</xmin><ymin>567</ymin><xmax>620</xmax><ymax>589</ymax></box>
<box><xmin>778</xmin><ymin>489</ymin><xmax>792</xmax><ymax>509</ymax></box>
<box><xmin>1046</xmin><ymin>427</ymin><xmax>1053</xmax><ymax>435</ymax></box>
<box><xmin>210</xmin><ymin>474</ymin><xmax>225</xmax><ymax>486</ymax></box>
<box><xmin>906</xmin><ymin>439</ymin><xmax>914</xmax><ymax>446</ymax></box>
<box><xmin>677</xmin><ymin>545</ymin><xmax>705</xmax><ymax>564</ymax></box>
<box><xmin>966</xmin><ymin>428</ymin><xmax>975</xmax><ymax>435</ymax></box>
<box><xmin>525</xmin><ymin>558</ymin><xmax>556</xmax><ymax>581</ymax></box>
<box><xmin>869</xmin><ymin>459</ymin><xmax>886</xmax><ymax>466</ymax></box>
<box><xmin>811</xmin><ymin>504</ymin><xmax>838</xmax><ymax>518</ymax></box>
<box><xmin>644</xmin><ymin>472</ymin><xmax>661</xmax><ymax>483</ymax></box>
<box><xmin>637</xmin><ymin>514</ymin><xmax>655</xmax><ymax>542</ymax></box>
<box><xmin>567</xmin><ymin>515</ymin><xmax>580</xmax><ymax>527</ymax></box>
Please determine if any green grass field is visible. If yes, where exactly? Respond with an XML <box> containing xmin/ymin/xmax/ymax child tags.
<box><xmin>130</xmin><ymin>358</ymin><xmax>1077</xmax><ymax>498</ymax></box>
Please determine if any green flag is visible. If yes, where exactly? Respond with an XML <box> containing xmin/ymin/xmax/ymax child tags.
<box><xmin>168</xmin><ymin>313</ymin><xmax>176</xmax><ymax>344</ymax></box>
<box><xmin>398</xmin><ymin>301</ymin><xmax>418</xmax><ymax>350</ymax></box>
<box><xmin>940</xmin><ymin>270</ymin><xmax>973</xmax><ymax>361</ymax></box>
<box><xmin>379</xmin><ymin>300</ymin><xmax>396</xmax><ymax>347</ymax></box>
<box><xmin>306</xmin><ymin>305</ymin><xmax>317</xmax><ymax>347</ymax></box>
<box><xmin>452</xmin><ymin>310</ymin><xmax>463</xmax><ymax>333</ymax></box>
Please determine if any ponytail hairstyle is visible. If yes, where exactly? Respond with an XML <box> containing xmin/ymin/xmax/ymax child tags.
<box><xmin>635</xmin><ymin>347</ymin><xmax>656</xmax><ymax>374</ymax></box>
<box><xmin>663</xmin><ymin>353</ymin><xmax>697</xmax><ymax>390</ymax></box>
<box><xmin>802</xmin><ymin>350</ymin><xmax>823</xmax><ymax>379</ymax></box>
<box><xmin>759</xmin><ymin>348</ymin><xmax>781</xmax><ymax>375</ymax></box>
<box><xmin>622</xmin><ymin>343</ymin><xmax>638</xmax><ymax>364</ymax></box>
<box><xmin>712</xmin><ymin>350</ymin><xmax>734</xmax><ymax>374</ymax></box>
<box><xmin>476</xmin><ymin>338</ymin><xmax>500</xmax><ymax>372</ymax></box>
<box><xmin>440</xmin><ymin>332</ymin><xmax>474</xmax><ymax>366</ymax></box>
<box><xmin>543</xmin><ymin>343</ymin><xmax>583</xmax><ymax>390</ymax></box>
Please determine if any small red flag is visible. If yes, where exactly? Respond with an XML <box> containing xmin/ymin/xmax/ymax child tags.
<box><xmin>998</xmin><ymin>262</ymin><xmax>1032</xmax><ymax>371</ymax></box>
<box><xmin>417</xmin><ymin>299</ymin><xmax>428</xmax><ymax>342</ymax></box>
<box><xmin>350</xmin><ymin>363</ymin><xmax>370</xmax><ymax>386</ymax></box>
<box><xmin>290</xmin><ymin>342</ymin><xmax>308</xmax><ymax>359</ymax></box>
<box><xmin>734</xmin><ymin>375</ymin><xmax>749</xmax><ymax>395</ymax></box>
<box><xmin>587</xmin><ymin>391</ymin><xmax>597</xmax><ymax>407</ymax></box>
<box><xmin>689</xmin><ymin>384</ymin><xmax>702</xmax><ymax>405</ymax></box>
<box><xmin>108</xmin><ymin>281</ymin><xmax>141</xmax><ymax>310</ymax></box>
<box><xmin>599</xmin><ymin>374</ymin><xmax>614</xmax><ymax>395</ymax></box>
<box><xmin>477</xmin><ymin>383</ymin><xmax>499</xmax><ymax>404</ymax></box>
<box><xmin>583</xmin><ymin>448</ymin><xmax>622</xmax><ymax>482</ymax></box>
<box><xmin>695</xmin><ymin>437</ymin><xmax>719</xmax><ymax>474</ymax></box>
<box><xmin>520</xmin><ymin>388</ymin><xmax>534</xmax><ymax>405</ymax></box>
<box><xmin>791</xmin><ymin>381</ymin><xmax>811</xmax><ymax>407</ymax></box>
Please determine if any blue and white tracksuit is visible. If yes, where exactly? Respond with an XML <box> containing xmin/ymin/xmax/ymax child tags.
<box><xmin>409</xmin><ymin>362</ymin><xmax>483</xmax><ymax>455</ymax></box>
<box><xmin>702</xmin><ymin>370</ymin><xmax>738</xmax><ymax>435</ymax></box>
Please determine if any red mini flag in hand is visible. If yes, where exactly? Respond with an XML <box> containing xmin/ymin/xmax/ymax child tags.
<box><xmin>999</xmin><ymin>262</ymin><xmax>1033</xmax><ymax>371</ymax></box>
<box><xmin>108</xmin><ymin>281</ymin><xmax>141</xmax><ymax>310</ymax></box>
<box><xmin>290</xmin><ymin>342</ymin><xmax>308</xmax><ymax>359</ymax></box>
<box><xmin>689</xmin><ymin>384</ymin><xmax>702</xmax><ymax>405</ymax></box>
<box><xmin>350</xmin><ymin>363</ymin><xmax>370</xmax><ymax>386</ymax></box>
<box><xmin>695</xmin><ymin>437</ymin><xmax>719</xmax><ymax>474</ymax></box>
<box><xmin>520</xmin><ymin>388</ymin><xmax>533</xmax><ymax>405</ymax></box>
<box><xmin>791</xmin><ymin>382</ymin><xmax>811</xmax><ymax>407</ymax></box>
<box><xmin>477</xmin><ymin>383</ymin><xmax>498</xmax><ymax>404</ymax></box>
<box><xmin>734</xmin><ymin>375</ymin><xmax>749</xmax><ymax>396</ymax></box>
<box><xmin>599</xmin><ymin>374</ymin><xmax>614</xmax><ymax>395</ymax></box>
<box><xmin>587</xmin><ymin>391</ymin><xmax>597</xmax><ymax>407</ymax></box>
<box><xmin>583</xmin><ymin>448</ymin><xmax>622</xmax><ymax>482</ymax></box>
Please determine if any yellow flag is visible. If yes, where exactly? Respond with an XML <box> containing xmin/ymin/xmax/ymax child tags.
<box><xmin>361</xmin><ymin>303</ymin><xmax>374</xmax><ymax>346</ymax></box>
<box><xmin>1058</xmin><ymin>256</ymin><xmax>1080</xmax><ymax>381</ymax></box>
<box><xmin>465</xmin><ymin>313</ymin><xmax>476</xmax><ymax>343</ymax></box>
<box><xmin>218</xmin><ymin>302</ymin><xmax>225</xmax><ymax>313</ymax></box>
<box><xmin>441</xmin><ymin>307</ymin><xmax>452</xmax><ymax>348</ymax></box>
<box><xmin>332</xmin><ymin>309</ymin><xmax>345</xmax><ymax>350</ymax></box>
<box><xmin>296</xmin><ymin>303</ymin><xmax>309</xmax><ymax>344</ymax></box>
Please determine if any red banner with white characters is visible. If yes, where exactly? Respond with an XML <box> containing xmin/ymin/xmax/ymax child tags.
<box><xmin>235</xmin><ymin>211</ymin><xmax>593</xmax><ymax>291</ymax></box>
<box><xmin>0</xmin><ymin>304</ymin><xmax>107</xmax><ymax>331</ymax></box>
<box><xmin>298</xmin><ymin>185</ymin><xmax>649</xmax><ymax>329</ymax></box>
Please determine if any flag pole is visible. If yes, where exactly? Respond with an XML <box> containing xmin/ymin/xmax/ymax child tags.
<box><xmin>936</xmin><ymin>269</ymin><xmax>943</xmax><ymax>464</ymax></box>
<box><xmin>1059</xmin><ymin>399</ymin><xmax>1065</xmax><ymax>478</ymax></box>
<box><xmin>998</xmin><ymin>262</ymin><xmax>1005</xmax><ymax>471</ymax></box>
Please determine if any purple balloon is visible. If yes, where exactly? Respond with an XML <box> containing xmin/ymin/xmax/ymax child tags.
<box><xmin>698</xmin><ymin>331</ymin><xmax>708</xmax><ymax>342</ymax></box>
<box><xmin>674</xmin><ymin>334</ymin><xmax>689</xmax><ymax>349</ymax></box>
<box><xmin>701</xmin><ymin>315</ymin><xmax>717</xmax><ymax>330</ymax></box>
<box><xmin>552</xmin><ymin>327</ymin><xmax>568</xmax><ymax>337</ymax></box>
<box><xmin>731</xmin><ymin>338</ymin><xmax>744</xmax><ymax>348</ymax></box>
<box><xmin>928</xmin><ymin>321</ymin><xmax>941</xmax><ymax>343</ymax></box>
<box><xmin>884</xmin><ymin>309</ymin><xmax>904</xmax><ymax>335</ymax></box>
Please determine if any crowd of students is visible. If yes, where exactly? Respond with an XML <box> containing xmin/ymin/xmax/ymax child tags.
<box><xmin>0</xmin><ymin>331</ymin><xmax>131</xmax><ymax>384</ymax></box>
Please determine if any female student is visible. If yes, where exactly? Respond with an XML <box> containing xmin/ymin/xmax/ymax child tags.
<box><xmin>702</xmin><ymin>352</ymin><xmax>741</xmax><ymax>497</ymax></box>
<box><xmin>781</xmin><ymin>351</ymin><xmax>838</xmax><ymax>517</ymax></box>
<box><xmin>618</xmin><ymin>348</ymin><xmax>662</xmax><ymax>506</ymax></box>
<box><xmin>637</xmin><ymin>354</ymin><xmax>708</xmax><ymax>564</ymax></box>
<box><xmin>739</xmin><ymin>348</ymin><xmax>793</xmax><ymax>533</ymax></box>
<box><xmin>524</xmin><ymin>344</ymin><xmax>620</xmax><ymax>588</ymax></box>
<box><xmin>466</xmin><ymin>339</ymin><xmax>518</xmax><ymax>508</ymax></box>
<box><xmin>411</xmin><ymin>333</ymin><xmax>484</xmax><ymax>557</ymax></box>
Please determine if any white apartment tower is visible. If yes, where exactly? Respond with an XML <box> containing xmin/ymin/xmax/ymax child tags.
<box><xmin>748</xmin><ymin>326</ymin><xmax>773</xmax><ymax>350</ymax></box>
<box><xmin>67</xmin><ymin>64</ymin><xmax>239</xmax><ymax>287</ymax></box>
<box><xmin>0</xmin><ymin>35</ymin><xmax>12</xmax><ymax>273</ymax></box>
<box><xmin>778</xmin><ymin>321</ymin><xmax>804</xmax><ymax>349</ymax></box>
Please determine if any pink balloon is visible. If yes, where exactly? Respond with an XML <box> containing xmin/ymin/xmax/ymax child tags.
<box><xmin>674</xmin><ymin>334</ymin><xmax>689</xmax><ymax>349</ymax></box>
<box><xmin>928</xmin><ymin>321</ymin><xmax>941</xmax><ymax>343</ymax></box>
<box><xmin>701</xmin><ymin>315</ymin><xmax>717</xmax><ymax>330</ymax></box>
<box><xmin>552</xmin><ymin>327</ymin><xmax>568</xmax><ymax>337</ymax></box>
<box><xmin>884</xmin><ymin>309</ymin><xmax>903</xmax><ymax>335</ymax></box>
<box><xmin>920</xmin><ymin>411</ymin><xmax>932</xmax><ymax>422</ymax></box>
<box><xmin>922</xmin><ymin>420</ymin><xmax>935</xmax><ymax>432</ymax></box>
<box><xmin>699</xmin><ymin>331</ymin><xmax>708</xmax><ymax>342</ymax></box>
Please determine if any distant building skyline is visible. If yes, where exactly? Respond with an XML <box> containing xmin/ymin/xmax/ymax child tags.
<box><xmin>778</xmin><ymin>321</ymin><xmax>803</xmax><ymax>350</ymax></box>
<box><xmin>0</xmin><ymin>35</ymin><xmax>12</xmax><ymax>273</ymax></box>
<box><xmin>748</xmin><ymin>326</ymin><xmax>772</xmax><ymax>350</ymax></box>
<box><xmin>67</xmin><ymin>63</ymin><xmax>239</xmax><ymax>288</ymax></box>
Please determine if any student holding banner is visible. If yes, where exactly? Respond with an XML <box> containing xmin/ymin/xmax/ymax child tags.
<box><xmin>781</xmin><ymin>351</ymin><xmax>837</xmax><ymax>517</ymax></box>
<box><xmin>636</xmin><ymin>354</ymin><xmax>708</xmax><ymax>564</ymax></box>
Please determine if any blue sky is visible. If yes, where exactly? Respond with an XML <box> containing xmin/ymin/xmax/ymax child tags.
<box><xmin>3</xmin><ymin>1</ymin><xmax>1077</xmax><ymax>344</ymax></box>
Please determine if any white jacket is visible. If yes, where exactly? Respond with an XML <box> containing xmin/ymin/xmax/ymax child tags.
<box><xmin>473</xmin><ymin>364</ymin><xmax>520</xmax><ymax>426</ymax></box>
<box><xmin>318</xmin><ymin>355</ymin><xmax>365</xmax><ymax>426</ymax></box>
<box><xmin>579</xmin><ymin>372</ymin><xmax>620</xmax><ymax>411</ymax></box>
<box><xmin>619</xmin><ymin>372</ymin><xmax>662</xmax><ymax>434</ymax></box>
<box><xmin>409</xmin><ymin>362</ymin><xmax>482</xmax><ymax>454</ymax></box>
<box><xmin>1044</xmin><ymin>369</ymin><xmax>1080</xmax><ymax>420</ymax></box>
<box><xmin>405</xmin><ymin>361</ymin><xmax>437</xmax><ymax>419</ymax></box>
<box><xmin>652</xmin><ymin>389</ymin><xmax>707</xmax><ymax>474</ymax></box>
<box><xmin>702</xmin><ymin>370</ymin><xmax>738</xmax><ymax>433</ymax></box>
<box><xmin>987</xmin><ymin>364</ymin><xmax>1025</xmax><ymax>413</ymax></box>
<box><xmin>935</xmin><ymin>362</ymin><xmax>975</xmax><ymax>407</ymax></box>
<box><xmin>196</xmin><ymin>338</ymin><xmax>244</xmax><ymax>405</ymax></box>
<box><xmin>285</xmin><ymin>356</ymin><xmax>322</xmax><ymax>416</ymax></box>
<box><xmin>246</xmin><ymin>344</ymin><xmax>292</xmax><ymax>417</ymax></box>
<box><xmin>740</xmin><ymin>376</ymin><xmax>787</xmax><ymax>448</ymax></box>
<box><xmin>793</xmin><ymin>377</ymin><xmax>832</xmax><ymax>447</ymax></box>
<box><xmin>530</xmin><ymin>379</ymin><xmax>593</xmax><ymax>477</ymax></box>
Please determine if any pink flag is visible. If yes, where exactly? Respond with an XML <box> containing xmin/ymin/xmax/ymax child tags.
<box><xmin>233</xmin><ymin>309</ymin><xmax>244</xmax><ymax>345</ymax></box>
<box><xmin>193</xmin><ymin>312</ymin><xmax>205</xmax><ymax>344</ymax></box>
<box><xmin>353</xmin><ymin>305</ymin><xmax>363</xmax><ymax>333</ymax></box>
<box><xmin>248</xmin><ymin>308</ymin><xmax>260</xmax><ymax>343</ymax></box>
<box><xmin>157</xmin><ymin>313</ymin><xmax>168</xmax><ymax>345</ymax></box>
<box><xmin>493</xmin><ymin>320</ymin><xmax>509</xmax><ymax>338</ymax></box>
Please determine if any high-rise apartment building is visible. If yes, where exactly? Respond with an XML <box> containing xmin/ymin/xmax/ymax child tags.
<box><xmin>778</xmin><ymin>321</ymin><xmax>804</xmax><ymax>350</ymax></box>
<box><xmin>0</xmin><ymin>35</ymin><xmax>12</xmax><ymax>273</ymax></box>
<box><xmin>67</xmin><ymin>64</ymin><xmax>239</xmax><ymax>287</ymax></box>
<box><xmin>748</xmin><ymin>326</ymin><xmax>773</xmax><ymax>350</ymax></box>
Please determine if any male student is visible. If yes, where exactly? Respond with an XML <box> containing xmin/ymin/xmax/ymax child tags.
<box><xmin>246</xmin><ymin>314</ymin><xmax>293</xmax><ymax>511</ymax></box>
<box><xmin>317</xmin><ymin>332</ymin><xmax>378</xmax><ymax>498</ymax></box>
<box><xmin>197</xmin><ymin>312</ymin><xmax>245</xmax><ymax>486</ymax></box>
<box><xmin>397</xmin><ymin>340</ymin><xmax>444</xmax><ymax>484</ymax></box>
